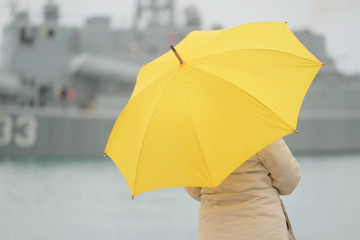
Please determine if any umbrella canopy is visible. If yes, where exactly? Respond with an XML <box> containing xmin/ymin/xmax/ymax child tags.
<box><xmin>105</xmin><ymin>22</ymin><xmax>324</xmax><ymax>197</ymax></box>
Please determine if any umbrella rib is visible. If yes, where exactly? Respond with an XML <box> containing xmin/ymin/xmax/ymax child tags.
<box><xmin>132</xmin><ymin>71</ymin><xmax>179</xmax><ymax>196</ymax></box>
<box><xmin>192</xmin><ymin>48</ymin><xmax>322</xmax><ymax>65</ymax></box>
<box><xmin>107</xmin><ymin>68</ymin><xmax>178</xmax><ymax>159</ymax></box>
<box><xmin>189</xmin><ymin>27</ymin><xmax>233</xmax><ymax>57</ymax></box>
<box><xmin>184</xmin><ymin>72</ymin><xmax>215</xmax><ymax>187</ymax></box>
<box><xmin>190</xmin><ymin>65</ymin><xmax>298</xmax><ymax>133</ymax></box>
<box><xmin>129</xmin><ymin>63</ymin><xmax>178</xmax><ymax>102</ymax></box>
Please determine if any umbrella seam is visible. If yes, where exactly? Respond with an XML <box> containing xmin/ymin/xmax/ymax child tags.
<box><xmin>191</xmin><ymin>48</ymin><xmax>323</xmax><ymax>65</ymax></box>
<box><xmin>189</xmin><ymin>26</ymin><xmax>234</xmax><ymax>57</ymax></box>
<box><xmin>186</xmin><ymin>22</ymin><xmax>321</xmax><ymax>64</ymax></box>
<box><xmin>132</xmin><ymin>70</ymin><xmax>179</xmax><ymax>196</ymax></box>
<box><xmin>129</xmin><ymin>63</ymin><xmax>178</xmax><ymax>102</ymax></box>
<box><xmin>184</xmin><ymin>70</ymin><xmax>215</xmax><ymax>187</ymax></box>
<box><xmin>105</xmin><ymin>68</ymin><xmax>178</xmax><ymax>162</ymax></box>
<box><xmin>189</xmin><ymin>65</ymin><xmax>299</xmax><ymax>133</ymax></box>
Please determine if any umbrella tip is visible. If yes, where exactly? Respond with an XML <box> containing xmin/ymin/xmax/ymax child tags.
<box><xmin>103</xmin><ymin>152</ymin><xmax>107</xmax><ymax>157</ymax></box>
<box><xmin>170</xmin><ymin>45</ymin><xmax>185</xmax><ymax>64</ymax></box>
<box><xmin>285</xmin><ymin>21</ymin><xmax>288</xmax><ymax>24</ymax></box>
<box><xmin>132</xmin><ymin>195</ymin><xmax>135</xmax><ymax>200</ymax></box>
<box><xmin>322</xmin><ymin>63</ymin><xmax>327</xmax><ymax>66</ymax></box>
<box><xmin>295</xmin><ymin>130</ymin><xmax>299</xmax><ymax>133</ymax></box>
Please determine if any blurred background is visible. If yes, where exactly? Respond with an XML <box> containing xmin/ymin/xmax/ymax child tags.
<box><xmin>0</xmin><ymin>0</ymin><xmax>359</xmax><ymax>239</ymax></box>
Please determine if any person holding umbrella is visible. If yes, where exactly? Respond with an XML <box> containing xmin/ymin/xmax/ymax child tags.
<box><xmin>185</xmin><ymin>138</ymin><xmax>301</xmax><ymax>240</ymax></box>
<box><xmin>105</xmin><ymin>22</ymin><xmax>324</xmax><ymax>240</ymax></box>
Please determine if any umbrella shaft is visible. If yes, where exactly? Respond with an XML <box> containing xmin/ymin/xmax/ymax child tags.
<box><xmin>170</xmin><ymin>45</ymin><xmax>184</xmax><ymax>64</ymax></box>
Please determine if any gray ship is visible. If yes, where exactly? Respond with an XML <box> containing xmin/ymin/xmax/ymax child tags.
<box><xmin>0</xmin><ymin>0</ymin><xmax>359</xmax><ymax>158</ymax></box>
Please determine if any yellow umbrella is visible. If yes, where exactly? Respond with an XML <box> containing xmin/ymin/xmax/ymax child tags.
<box><xmin>105</xmin><ymin>22</ymin><xmax>324</xmax><ymax>198</ymax></box>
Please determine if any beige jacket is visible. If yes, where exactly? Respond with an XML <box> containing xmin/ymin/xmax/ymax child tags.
<box><xmin>185</xmin><ymin>138</ymin><xmax>301</xmax><ymax>240</ymax></box>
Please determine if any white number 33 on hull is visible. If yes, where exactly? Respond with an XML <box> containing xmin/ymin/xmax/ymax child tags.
<box><xmin>0</xmin><ymin>115</ymin><xmax>38</xmax><ymax>148</ymax></box>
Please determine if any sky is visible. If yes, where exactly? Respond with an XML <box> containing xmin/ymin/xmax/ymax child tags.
<box><xmin>0</xmin><ymin>0</ymin><xmax>359</xmax><ymax>75</ymax></box>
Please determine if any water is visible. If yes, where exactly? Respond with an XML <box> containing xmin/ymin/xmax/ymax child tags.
<box><xmin>1</xmin><ymin>154</ymin><xmax>359</xmax><ymax>240</ymax></box>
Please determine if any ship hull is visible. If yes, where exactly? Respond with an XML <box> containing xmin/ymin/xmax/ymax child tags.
<box><xmin>0</xmin><ymin>105</ymin><xmax>116</xmax><ymax>158</ymax></box>
<box><xmin>285</xmin><ymin>111</ymin><xmax>360</xmax><ymax>154</ymax></box>
<box><xmin>1</xmin><ymin>105</ymin><xmax>359</xmax><ymax>158</ymax></box>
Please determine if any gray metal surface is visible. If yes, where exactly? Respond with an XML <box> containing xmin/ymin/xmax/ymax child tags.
<box><xmin>0</xmin><ymin>0</ymin><xmax>359</xmax><ymax>157</ymax></box>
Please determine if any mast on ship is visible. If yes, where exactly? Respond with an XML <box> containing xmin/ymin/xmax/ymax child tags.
<box><xmin>132</xmin><ymin>0</ymin><xmax>175</xmax><ymax>29</ymax></box>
